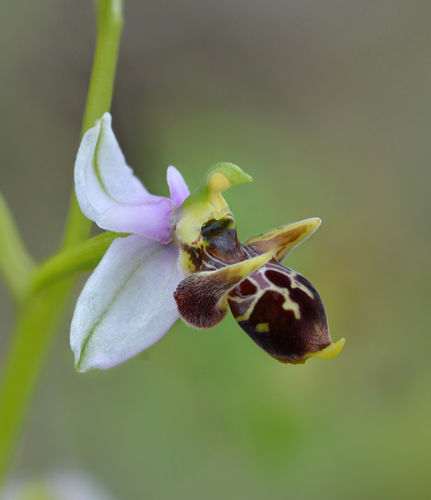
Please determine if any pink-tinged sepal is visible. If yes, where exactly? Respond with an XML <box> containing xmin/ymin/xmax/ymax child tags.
<box><xmin>245</xmin><ymin>218</ymin><xmax>321</xmax><ymax>262</ymax></box>
<box><xmin>74</xmin><ymin>113</ymin><xmax>178</xmax><ymax>244</ymax></box>
<box><xmin>167</xmin><ymin>165</ymin><xmax>190</xmax><ymax>206</ymax></box>
<box><xmin>228</xmin><ymin>259</ymin><xmax>345</xmax><ymax>364</ymax></box>
<box><xmin>95</xmin><ymin>198</ymin><xmax>174</xmax><ymax>243</ymax></box>
<box><xmin>174</xmin><ymin>252</ymin><xmax>272</xmax><ymax>329</ymax></box>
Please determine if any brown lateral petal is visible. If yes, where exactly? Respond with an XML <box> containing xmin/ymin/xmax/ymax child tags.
<box><xmin>244</xmin><ymin>218</ymin><xmax>320</xmax><ymax>261</ymax></box>
<box><xmin>228</xmin><ymin>261</ymin><xmax>340</xmax><ymax>363</ymax></box>
<box><xmin>174</xmin><ymin>252</ymin><xmax>272</xmax><ymax>329</ymax></box>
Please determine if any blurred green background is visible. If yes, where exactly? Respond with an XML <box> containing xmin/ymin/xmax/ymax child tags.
<box><xmin>1</xmin><ymin>0</ymin><xmax>430</xmax><ymax>498</ymax></box>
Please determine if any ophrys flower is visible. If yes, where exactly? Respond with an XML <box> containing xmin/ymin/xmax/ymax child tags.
<box><xmin>71</xmin><ymin>113</ymin><xmax>344</xmax><ymax>372</ymax></box>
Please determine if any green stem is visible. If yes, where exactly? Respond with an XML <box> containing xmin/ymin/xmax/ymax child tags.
<box><xmin>0</xmin><ymin>279</ymin><xmax>74</xmax><ymax>478</ymax></box>
<box><xmin>63</xmin><ymin>0</ymin><xmax>123</xmax><ymax>249</ymax></box>
<box><xmin>0</xmin><ymin>193</ymin><xmax>35</xmax><ymax>303</ymax></box>
<box><xmin>31</xmin><ymin>232</ymin><xmax>128</xmax><ymax>295</ymax></box>
<box><xmin>0</xmin><ymin>0</ymin><xmax>123</xmax><ymax>484</ymax></box>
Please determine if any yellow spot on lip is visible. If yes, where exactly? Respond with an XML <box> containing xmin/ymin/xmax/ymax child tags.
<box><xmin>281</xmin><ymin>297</ymin><xmax>301</xmax><ymax>319</ymax></box>
<box><xmin>255</xmin><ymin>322</ymin><xmax>270</xmax><ymax>332</ymax></box>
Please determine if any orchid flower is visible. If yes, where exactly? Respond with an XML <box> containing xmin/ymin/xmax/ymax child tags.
<box><xmin>71</xmin><ymin>113</ymin><xmax>344</xmax><ymax>372</ymax></box>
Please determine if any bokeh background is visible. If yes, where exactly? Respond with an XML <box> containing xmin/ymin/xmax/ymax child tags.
<box><xmin>1</xmin><ymin>0</ymin><xmax>430</xmax><ymax>498</ymax></box>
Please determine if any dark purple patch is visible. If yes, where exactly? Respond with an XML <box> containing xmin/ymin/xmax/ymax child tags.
<box><xmin>235</xmin><ymin>279</ymin><xmax>257</xmax><ymax>297</ymax></box>
<box><xmin>265</xmin><ymin>269</ymin><xmax>291</xmax><ymax>289</ymax></box>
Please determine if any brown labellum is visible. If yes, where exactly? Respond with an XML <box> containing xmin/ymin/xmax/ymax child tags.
<box><xmin>174</xmin><ymin>215</ymin><xmax>341</xmax><ymax>364</ymax></box>
<box><xmin>227</xmin><ymin>260</ymin><xmax>331</xmax><ymax>363</ymax></box>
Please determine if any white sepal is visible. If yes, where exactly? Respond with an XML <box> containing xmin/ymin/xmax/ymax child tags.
<box><xmin>70</xmin><ymin>234</ymin><xmax>183</xmax><ymax>372</ymax></box>
<box><xmin>74</xmin><ymin>113</ymin><xmax>159</xmax><ymax>223</ymax></box>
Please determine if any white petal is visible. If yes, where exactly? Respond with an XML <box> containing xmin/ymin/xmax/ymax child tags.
<box><xmin>70</xmin><ymin>234</ymin><xmax>184</xmax><ymax>372</ymax></box>
<box><xmin>74</xmin><ymin>113</ymin><xmax>159</xmax><ymax>223</ymax></box>
<box><xmin>167</xmin><ymin>166</ymin><xmax>190</xmax><ymax>206</ymax></box>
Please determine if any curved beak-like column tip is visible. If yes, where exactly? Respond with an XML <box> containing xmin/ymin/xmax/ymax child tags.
<box><xmin>175</xmin><ymin>163</ymin><xmax>252</xmax><ymax>246</ymax></box>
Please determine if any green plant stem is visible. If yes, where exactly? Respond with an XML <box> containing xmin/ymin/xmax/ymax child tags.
<box><xmin>0</xmin><ymin>280</ymin><xmax>74</xmax><ymax>478</ymax></box>
<box><xmin>0</xmin><ymin>193</ymin><xmax>35</xmax><ymax>303</ymax></box>
<box><xmin>63</xmin><ymin>0</ymin><xmax>123</xmax><ymax>249</ymax></box>
<box><xmin>0</xmin><ymin>0</ymin><xmax>123</xmax><ymax>484</ymax></box>
<box><xmin>31</xmin><ymin>232</ymin><xmax>128</xmax><ymax>295</ymax></box>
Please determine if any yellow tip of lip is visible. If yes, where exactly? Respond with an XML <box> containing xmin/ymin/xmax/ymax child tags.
<box><xmin>310</xmin><ymin>338</ymin><xmax>346</xmax><ymax>361</ymax></box>
<box><xmin>279</xmin><ymin>338</ymin><xmax>346</xmax><ymax>365</ymax></box>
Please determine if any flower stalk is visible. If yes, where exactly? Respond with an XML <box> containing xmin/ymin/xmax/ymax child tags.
<box><xmin>31</xmin><ymin>231</ymin><xmax>128</xmax><ymax>295</ymax></box>
<box><xmin>0</xmin><ymin>0</ymin><xmax>124</xmax><ymax>484</ymax></box>
<box><xmin>63</xmin><ymin>0</ymin><xmax>123</xmax><ymax>249</ymax></box>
